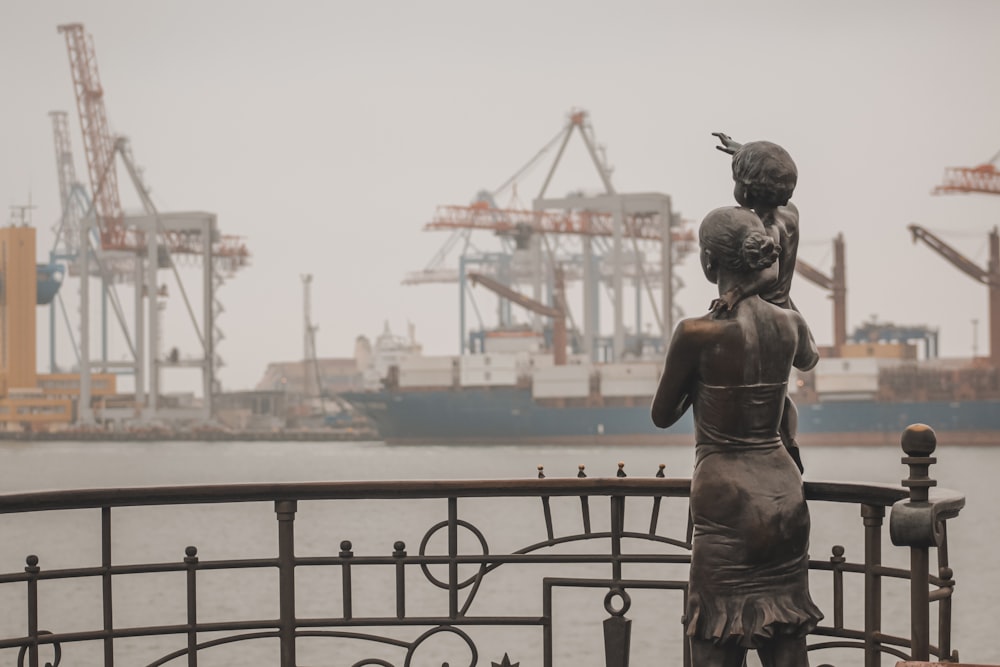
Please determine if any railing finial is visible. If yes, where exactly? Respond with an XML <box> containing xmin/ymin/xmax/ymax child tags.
<box><xmin>901</xmin><ymin>423</ymin><xmax>937</xmax><ymax>503</ymax></box>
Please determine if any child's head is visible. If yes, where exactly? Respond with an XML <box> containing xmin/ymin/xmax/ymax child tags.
<box><xmin>731</xmin><ymin>141</ymin><xmax>797</xmax><ymax>209</ymax></box>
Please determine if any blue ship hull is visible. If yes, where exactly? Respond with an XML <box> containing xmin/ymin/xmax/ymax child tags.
<box><xmin>342</xmin><ymin>387</ymin><xmax>1000</xmax><ymax>446</ymax></box>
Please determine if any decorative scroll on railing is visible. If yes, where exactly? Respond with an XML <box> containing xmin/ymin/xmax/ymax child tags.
<box><xmin>0</xmin><ymin>425</ymin><xmax>964</xmax><ymax>667</ymax></box>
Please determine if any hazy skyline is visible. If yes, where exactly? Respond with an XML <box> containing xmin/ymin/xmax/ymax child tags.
<box><xmin>3</xmin><ymin>0</ymin><xmax>1000</xmax><ymax>392</ymax></box>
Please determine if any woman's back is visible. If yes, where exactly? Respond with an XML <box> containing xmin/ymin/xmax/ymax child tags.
<box><xmin>697</xmin><ymin>297</ymin><xmax>802</xmax><ymax>387</ymax></box>
<box><xmin>691</xmin><ymin>297</ymin><xmax>802</xmax><ymax>444</ymax></box>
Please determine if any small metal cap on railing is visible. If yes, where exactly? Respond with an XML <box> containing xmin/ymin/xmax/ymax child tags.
<box><xmin>901</xmin><ymin>423</ymin><xmax>937</xmax><ymax>503</ymax></box>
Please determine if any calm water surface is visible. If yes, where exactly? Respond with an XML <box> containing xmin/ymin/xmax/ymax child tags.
<box><xmin>0</xmin><ymin>439</ymin><xmax>995</xmax><ymax>666</ymax></box>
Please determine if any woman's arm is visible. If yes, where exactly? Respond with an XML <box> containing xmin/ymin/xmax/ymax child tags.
<box><xmin>651</xmin><ymin>321</ymin><xmax>700</xmax><ymax>428</ymax></box>
<box><xmin>710</xmin><ymin>261</ymin><xmax>779</xmax><ymax>313</ymax></box>
<box><xmin>792</xmin><ymin>312</ymin><xmax>820</xmax><ymax>372</ymax></box>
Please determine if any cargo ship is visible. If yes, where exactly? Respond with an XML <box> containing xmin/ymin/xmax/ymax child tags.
<box><xmin>341</xmin><ymin>325</ymin><xmax>1000</xmax><ymax>446</ymax></box>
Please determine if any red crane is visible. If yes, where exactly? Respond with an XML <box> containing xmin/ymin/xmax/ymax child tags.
<box><xmin>57</xmin><ymin>23</ymin><xmax>249</xmax><ymax>271</ymax></box>
<box><xmin>934</xmin><ymin>149</ymin><xmax>1000</xmax><ymax>196</ymax></box>
<box><xmin>57</xmin><ymin>23</ymin><xmax>129</xmax><ymax>250</ymax></box>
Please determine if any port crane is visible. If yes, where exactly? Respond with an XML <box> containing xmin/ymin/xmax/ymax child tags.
<box><xmin>905</xmin><ymin>148</ymin><xmax>1000</xmax><ymax>368</ymax></box>
<box><xmin>301</xmin><ymin>274</ymin><xmax>326</xmax><ymax>414</ymax></box>
<box><xmin>411</xmin><ymin>109</ymin><xmax>690</xmax><ymax>362</ymax></box>
<box><xmin>794</xmin><ymin>234</ymin><xmax>848</xmax><ymax>355</ymax></box>
<box><xmin>907</xmin><ymin>224</ymin><xmax>1000</xmax><ymax>367</ymax></box>
<box><xmin>57</xmin><ymin>23</ymin><xmax>250</xmax><ymax>423</ymax></box>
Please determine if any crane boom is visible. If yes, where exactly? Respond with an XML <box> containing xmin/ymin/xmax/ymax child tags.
<box><xmin>907</xmin><ymin>225</ymin><xmax>995</xmax><ymax>286</ymax></box>
<box><xmin>57</xmin><ymin>23</ymin><xmax>131</xmax><ymax>251</ymax></box>
<box><xmin>467</xmin><ymin>269</ymin><xmax>567</xmax><ymax>365</ymax></box>
<box><xmin>934</xmin><ymin>164</ymin><xmax>1000</xmax><ymax>196</ymax></box>
<box><xmin>467</xmin><ymin>272</ymin><xmax>561</xmax><ymax>318</ymax></box>
<box><xmin>427</xmin><ymin>204</ymin><xmax>695</xmax><ymax>246</ymax></box>
<box><xmin>794</xmin><ymin>258</ymin><xmax>833</xmax><ymax>291</ymax></box>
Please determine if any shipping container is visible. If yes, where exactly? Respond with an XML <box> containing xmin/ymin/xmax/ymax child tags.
<box><xmin>398</xmin><ymin>370</ymin><xmax>454</xmax><ymax>389</ymax></box>
<box><xmin>460</xmin><ymin>368</ymin><xmax>518</xmax><ymax>387</ymax></box>
<box><xmin>532</xmin><ymin>365</ymin><xmax>592</xmax><ymax>399</ymax></box>
<box><xmin>814</xmin><ymin>357</ymin><xmax>880</xmax><ymax>394</ymax></box>
<box><xmin>399</xmin><ymin>355</ymin><xmax>458</xmax><ymax>372</ymax></box>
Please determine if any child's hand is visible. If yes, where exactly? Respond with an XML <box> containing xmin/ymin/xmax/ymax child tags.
<box><xmin>712</xmin><ymin>132</ymin><xmax>742</xmax><ymax>155</ymax></box>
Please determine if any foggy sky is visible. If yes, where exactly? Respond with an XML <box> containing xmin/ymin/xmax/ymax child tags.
<box><xmin>2</xmin><ymin>0</ymin><xmax>1000</xmax><ymax>393</ymax></box>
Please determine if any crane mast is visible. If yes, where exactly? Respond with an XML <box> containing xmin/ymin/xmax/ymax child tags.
<box><xmin>302</xmin><ymin>274</ymin><xmax>326</xmax><ymax>412</ymax></box>
<box><xmin>49</xmin><ymin>110</ymin><xmax>87</xmax><ymax>258</ymax></box>
<box><xmin>50</xmin><ymin>111</ymin><xmax>76</xmax><ymax>218</ymax></box>
<box><xmin>794</xmin><ymin>234</ymin><xmax>847</xmax><ymax>355</ymax></box>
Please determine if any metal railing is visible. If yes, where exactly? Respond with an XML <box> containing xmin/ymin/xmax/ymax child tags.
<box><xmin>0</xmin><ymin>425</ymin><xmax>964</xmax><ymax>667</ymax></box>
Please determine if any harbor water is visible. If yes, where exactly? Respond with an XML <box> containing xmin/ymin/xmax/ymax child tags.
<box><xmin>0</xmin><ymin>439</ymin><xmax>996</xmax><ymax>666</ymax></box>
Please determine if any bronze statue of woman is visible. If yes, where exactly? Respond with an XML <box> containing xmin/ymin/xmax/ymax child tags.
<box><xmin>651</xmin><ymin>206</ymin><xmax>822</xmax><ymax>667</ymax></box>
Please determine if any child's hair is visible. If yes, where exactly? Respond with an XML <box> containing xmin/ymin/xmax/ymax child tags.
<box><xmin>731</xmin><ymin>141</ymin><xmax>797</xmax><ymax>208</ymax></box>
<box><xmin>699</xmin><ymin>206</ymin><xmax>781</xmax><ymax>273</ymax></box>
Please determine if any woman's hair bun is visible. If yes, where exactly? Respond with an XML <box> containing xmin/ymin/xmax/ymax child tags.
<box><xmin>740</xmin><ymin>231</ymin><xmax>780</xmax><ymax>270</ymax></box>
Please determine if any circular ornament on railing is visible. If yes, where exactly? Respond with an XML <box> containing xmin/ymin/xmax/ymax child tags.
<box><xmin>418</xmin><ymin>519</ymin><xmax>489</xmax><ymax>590</ymax></box>
<box><xmin>604</xmin><ymin>588</ymin><xmax>632</xmax><ymax>616</ymax></box>
<box><xmin>16</xmin><ymin>631</ymin><xmax>61</xmax><ymax>667</ymax></box>
<box><xmin>403</xmin><ymin>625</ymin><xmax>477</xmax><ymax>667</ymax></box>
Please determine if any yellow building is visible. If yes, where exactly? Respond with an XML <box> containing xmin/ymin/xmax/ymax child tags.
<box><xmin>0</xmin><ymin>226</ymin><xmax>37</xmax><ymax>392</ymax></box>
<box><xmin>0</xmin><ymin>226</ymin><xmax>121</xmax><ymax>430</ymax></box>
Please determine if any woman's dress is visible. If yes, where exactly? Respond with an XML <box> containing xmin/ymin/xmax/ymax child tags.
<box><xmin>685</xmin><ymin>381</ymin><xmax>823</xmax><ymax>648</ymax></box>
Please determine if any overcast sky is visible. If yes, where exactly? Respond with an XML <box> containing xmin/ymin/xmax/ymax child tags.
<box><xmin>3</xmin><ymin>0</ymin><xmax>1000</xmax><ymax>392</ymax></box>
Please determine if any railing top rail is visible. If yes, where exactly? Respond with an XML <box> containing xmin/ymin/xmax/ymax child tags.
<box><xmin>0</xmin><ymin>478</ymin><xmax>911</xmax><ymax>514</ymax></box>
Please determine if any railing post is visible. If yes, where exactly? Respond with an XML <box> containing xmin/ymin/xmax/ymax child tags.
<box><xmin>830</xmin><ymin>545</ymin><xmax>845</xmax><ymax>630</ymax></box>
<box><xmin>184</xmin><ymin>546</ymin><xmax>199</xmax><ymax>667</ymax></box>
<box><xmin>448</xmin><ymin>497</ymin><xmax>459</xmax><ymax>618</ymax></box>
<box><xmin>936</xmin><ymin>523</ymin><xmax>955</xmax><ymax>661</ymax></box>
<box><xmin>25</xmin><ymin>555</ymin><xmax>39</xmax><ymax>667</ymax></box>
<box><xmin>275</xmin><ymin>500</ymin><xmax>297</xmax><ymax>667</ymax></box>
<box><xmin>900</xmin><ymin>425</ymin><xmax>936</xmax><ymax>662</ymax></box>
<box><xmin>861</xmin><ymin>505</ymin><xmax>884</xmax><ymax>667</ymax></box>
<box><xmin>102</xmin><ymin>506</ymin><xmax>114</xmax><ymax>667</ymax></box>
<box><xmin>393</xmin><ymin>541</ymin><xmax>406</xmax><ymax>619</ymax></box>
<box><xmin>340</xmin><ymin>540</ymin><xmax>354</xmax><ymax>620</ymax></box>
